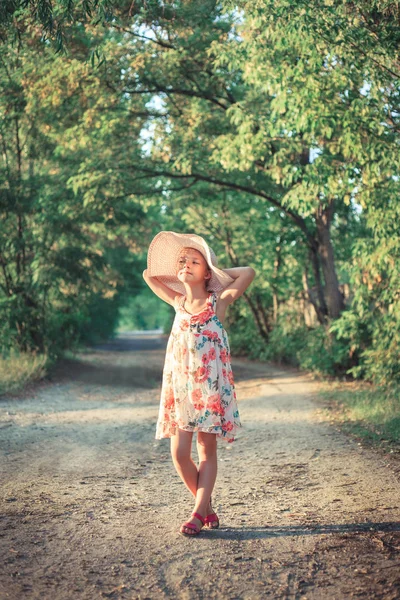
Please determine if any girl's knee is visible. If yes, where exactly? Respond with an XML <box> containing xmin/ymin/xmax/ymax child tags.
<box><xmin>197</xmin><ymin>432</ymin><xmax>217</xmax><ymax>458</ymax></box>
<box><xmin>171</xmin><ymin>444</ymin><xmax>191</xmax><ymax>465</ymax></box>
<box><xmin>170</xmin><ymin>429</ymin><xmax>193</xmax><ymax>464</ymax></box>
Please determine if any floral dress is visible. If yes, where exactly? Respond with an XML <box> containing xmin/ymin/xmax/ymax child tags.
<box><xmin>156</xmin><ymin>291</ymin><xmax>241</xmax><ymax>443</ymax></box>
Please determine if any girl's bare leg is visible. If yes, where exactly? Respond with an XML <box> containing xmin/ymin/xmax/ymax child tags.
<box><xmin>170</xmin><ymin>428</ymin><xmax>197</xmax><ymax>496</ymax></box>
<box><xmin>179</xmin><ymin>431</ymin><xmax>217</xmax><ymax>534</ymax></box>
<box><xmin>170</xmin><ymin>429</ymin><xmax>215</xmax><ymax>534</ymax></box>
<box><xmin>196</xmin><ymin>432</ymin><xmax>219</xmax><ymax>527</ymax></box>
<box><xmin>195</xmin><ymin>431</ymin><xmax>217</xmax><ymax>514</ymax></box>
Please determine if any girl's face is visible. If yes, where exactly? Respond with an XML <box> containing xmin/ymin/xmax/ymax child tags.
<box><xmin>176</xmin><ymin>248</ymin><xmax>211</xmax><ymax>287</ymax></box>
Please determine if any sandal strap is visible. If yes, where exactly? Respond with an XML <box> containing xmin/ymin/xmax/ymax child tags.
<box><xmin>182</xmin><ymin>522</ymin><xmax>200</xmax><ymax>532</ymax></box>
<box><xmin>191</xmin><ymin>512</ymin><xmax>205</xmax><ymax>525</ymax></box>
<box><xmin>205</xmin><ymin>513</ymin><xmax>219</xmax><ymax>524</ymax></box>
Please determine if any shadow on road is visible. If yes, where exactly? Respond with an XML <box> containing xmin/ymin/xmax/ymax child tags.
<box><xmin>202</xmin><ymin>521</ymin><xmax>400</xmax><ymax>540</ymax></box>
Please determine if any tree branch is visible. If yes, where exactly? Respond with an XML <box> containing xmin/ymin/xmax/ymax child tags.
<box><xmin>124</xmin><ymin>163</ymin><xmax>316</xmax><ymax>249</ymax></box>
<box><xmin>110</xmin><ymin>24</ymin><xmax>176</xmax><ymax>50</ymax></box>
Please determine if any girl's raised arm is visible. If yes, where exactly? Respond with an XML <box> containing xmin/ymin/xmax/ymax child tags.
<box><xmin>218</xmin><ymin>266</ymin><xmax>256</xmax><ymax>309</ymax></box>
<box><xmin>143</xmin><ymin>269</ymin><xmax>182</xmax><ymax>307</ymax></box>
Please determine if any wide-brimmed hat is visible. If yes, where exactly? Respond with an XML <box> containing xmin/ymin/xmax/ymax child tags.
<box><xmin>147</xmin><ymin>231</ymin><xmax>235</xmax><ymax>295</ymax></box>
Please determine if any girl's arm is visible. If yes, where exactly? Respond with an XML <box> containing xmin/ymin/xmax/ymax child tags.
<box><xmin>142</xmin><ymin>269</ymin><xmax>181</xmax><ymax>307</ymax></box>
<box><xmin>218</xmin><ymin>266</ymin><xmax>256</xmax><ymax>309</ymax></box>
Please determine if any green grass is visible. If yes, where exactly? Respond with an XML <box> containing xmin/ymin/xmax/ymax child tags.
<box><xmin>319</xmin><ymin>381</ymin><xmax>400</xmax><ymax>450</ymax></box>
<box><xmin>0</xmin><ymin>350</ymin><xmax>50</xmax><ymax>396</ymax></box>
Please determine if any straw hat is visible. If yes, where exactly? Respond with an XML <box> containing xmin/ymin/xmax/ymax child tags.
<box><xmin>147</xmin><ymin>231</ymin><xmax>235</xmax><ymax>295</ymax></box>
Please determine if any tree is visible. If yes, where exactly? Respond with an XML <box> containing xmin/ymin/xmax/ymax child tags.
<box><xmin>0</xmin><ymin>29</ymin><xmax>145</xmax><ymax>353</ymax></box>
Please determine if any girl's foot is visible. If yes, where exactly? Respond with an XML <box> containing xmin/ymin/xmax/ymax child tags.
<box><xmin>205</xmin><ymin>497</ymin><xmax>219</xmax><ymax>529</ymax></box>
<box><xmin>180</xmin><ymin>512</ymin><xmax>205</xmax><ymax>536</ymax></box>
<box><xmin>205</xmin><ymin>511</ymin><xmax>219</xmax><ymax>528</ymax></box>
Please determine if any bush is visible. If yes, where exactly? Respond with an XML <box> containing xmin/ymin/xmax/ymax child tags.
<box><xmin>230</xmin><ymin>304</ymin><xmax>352</xmax><ymax>378</ymax></box>
<box><xmin>263</xmin><ymin>317</ymin><xmax>351</xmax><ymax>377</ymax></box>
<box><xmin>329</xmin><ymin>233</ymin><xmax>400</xmax><ymax>386</ymax></box>
<box><xmin>0</xmin><ymin>349</ymin><xmax>51</xmax><ymax>396</ymax></box>
<box><xmin>319</xmin><ymin>381</ymin><xmax>400</xmax><ymax>445</ymax></box>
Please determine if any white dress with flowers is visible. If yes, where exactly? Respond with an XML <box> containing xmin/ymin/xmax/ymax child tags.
<box><xmin>155</xmin><ymin>291</ymin><xmax>241</xmax><ymax>443</ymax></box>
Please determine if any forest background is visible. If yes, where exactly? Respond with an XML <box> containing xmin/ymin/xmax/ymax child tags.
<box><xmin>0</xmin><ymin>0</ymin><xmax>399</xmax><ymax>442</ymax></box>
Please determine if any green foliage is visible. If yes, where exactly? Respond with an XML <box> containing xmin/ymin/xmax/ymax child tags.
<box><xmin>228</xmin><ymin>306</ymin><xmax>266</xmax><ymax>359</ymax></box>
<box><xmin>0</xmin><ymin>349</ymin><xmax>51</xmax><ymax>396</ymax></box>
<box><xmin>328</xmin><ymin>178</ymin><xmax>400</xmax><ymax>385</ymax></box>
<box><xmin>330</xmin><ymin>244</ymin><xmax>400</xmax><ymax>385</ymax></box>
<box><xmin>118</xmin><ymin>289</ymin><xmax>172</xmax><ymax>332</ymax></box>
<box><xmin>229</xmin><ymin>304</ymin><xmax>353</xmax><ymax>378</ymax></box>
<box><xmin>0</xmin><ymin>28</ymin><xmax>146</xmax><ymax>358</ymax></box>
<box><xmin>295</xmin><ymin>326</ymin><xmax>352</xmax><ymax>377</ymax></box>
<box><xmin>263</xmin><ymin>316</ymin><xmax>351</xmax><ymax>378</ymax></box>
<box><xmin>0</xmin><ymin>0</ymin><xmax>116</xmax><ymax>53</ymax></box>
<box><xmin>320</xmin><ymin>381</ymin><xmax>400</xmax><ymax>446</ymax></box>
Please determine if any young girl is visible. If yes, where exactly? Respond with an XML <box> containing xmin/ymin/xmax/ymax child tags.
<box><xmin>143</xmin><ymin>231</ymin><xmax>255</xmax><ymax>536</ymax></box>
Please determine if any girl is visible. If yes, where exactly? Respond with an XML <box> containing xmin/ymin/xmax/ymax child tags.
<box><xmin>143</xmin><ymin>231</ymin><xmax>255</xmax><ymax>536</ymax></box>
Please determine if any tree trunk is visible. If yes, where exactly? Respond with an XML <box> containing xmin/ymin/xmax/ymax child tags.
<box><xmin>273</xmin><ymin>293</ymin><xmax>278</xmax><ymax>323</ymax></box>
<box><xmin>272</xmin><ymin>240</ymin><xmax>283</xmax><ymax>323</ymax></box>
<box><xmin>315</xmin><ymin>200</ymin><xmax>345</xmax><ymax>319</ymax></box>
<box><xmin>243</xmin><ymin>292</ymin><xmax>270</xmax><ymax>342</ymax></box>
<box><xmin>302</xmin><ymin>268</ymin><xmax>326</xmax><ymax>326</ymax></box>
<box><xmin>309</xmin><ymin>247</ymin><xmax>328</xmax><ymax>324</ymax></box>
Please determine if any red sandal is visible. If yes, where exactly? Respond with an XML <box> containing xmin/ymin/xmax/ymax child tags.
<box><xmin>205</xmin><ymin>497</ymin><xmax>220</xmax><ymax>529</ymax></box>
<box><xmin>180</xmin><ymin>512</ymin><xmax>205</xmax><ymax>536</ymax></box>
<box><xmin>205</xmin><ymin>512</ymin><xmax>219</xmax><ymax>528</ymax></box>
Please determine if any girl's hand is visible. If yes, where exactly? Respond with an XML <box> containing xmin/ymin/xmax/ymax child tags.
<box><xmin>217</xmin><ymin>267</ymin><xmax>256</xmax><ymax>309</ymax></box>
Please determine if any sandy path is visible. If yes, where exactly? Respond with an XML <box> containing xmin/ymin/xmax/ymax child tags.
<box><xmin>0</xmin><ymin>332</ymin><xmax>399</xmax><ymax>599</ymax></box>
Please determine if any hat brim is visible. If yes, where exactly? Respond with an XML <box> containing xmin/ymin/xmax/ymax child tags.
<box><xmin>147</xmin><ymin>231</ymin><xmax>235</xmax><ymax>295</ymax></box>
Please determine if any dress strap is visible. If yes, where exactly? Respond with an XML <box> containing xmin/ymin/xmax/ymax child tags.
<box><xmin>173</xmin><ymin>294</ymin><xmax>184</xmax><ymax>311</ymax></box>
<box><xmin>209</xmin><ymin>291</ymin><xmax>218</xmax><ymax>311</ymax></box>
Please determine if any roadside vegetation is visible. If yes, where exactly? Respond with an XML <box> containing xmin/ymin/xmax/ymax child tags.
<box><xmin>319</xmin><ymin>381</ymin><xmax>400</xmax><ymax>451</ymax></box>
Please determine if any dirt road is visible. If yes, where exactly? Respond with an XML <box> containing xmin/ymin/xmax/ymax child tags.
<box><xmin>1</xmin><ymin>332</ymin><xmax>399</xmax><ymax>599</ymax></box>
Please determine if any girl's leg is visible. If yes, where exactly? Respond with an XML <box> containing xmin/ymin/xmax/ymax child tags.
<box><xmin>170</xmin><ymin>428</ymin><xmax>214</xmax><ymax>509</ymax></box>
<box><xmin>170</xmin><ymin>428</ymin><xmax>198</xmax><ymax>497</ymax></box>
<box><xmin>171</xmin><ymin>428</ymin><xmax>216</xmax><ymax>534</ymax></box>
<box><xmin>195</xmin><ymin>431</ymin><xmax>217</xmax><ymax>516</ymax></box>
<box><xmin>179</xmin><ymin>431</ymin><xmax>217</xmax><ymax>534</ymax></box>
